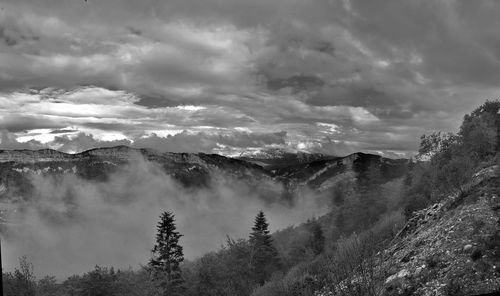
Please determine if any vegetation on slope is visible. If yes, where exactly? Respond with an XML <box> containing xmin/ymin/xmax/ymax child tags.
<box><xmin>2</xmin><ymin>100</ymin><xmax>499</xmax><ymax>296</ymax></box>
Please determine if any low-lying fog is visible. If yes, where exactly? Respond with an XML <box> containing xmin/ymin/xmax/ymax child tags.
<box><xmin>2</xmin><ymin>155</ymin><xmax>328</xmax><ymax>278</ymax></box>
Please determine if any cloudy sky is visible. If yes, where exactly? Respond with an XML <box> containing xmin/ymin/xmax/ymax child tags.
<box><xmin>0</xmin><ymin>0</ymin><xmax>499</xmax><ymax>157</ymax></box>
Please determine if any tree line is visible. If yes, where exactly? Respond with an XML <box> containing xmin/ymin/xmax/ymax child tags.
<box><xmin>3</xmin><ymin>209</ymin><xmax>316</xmax><ymax>296</ymax></box>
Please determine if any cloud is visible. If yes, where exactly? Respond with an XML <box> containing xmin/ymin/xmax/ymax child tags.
<box><xmin>52</xmin><ymin>133</ymin><xmax>132</xmax><ymax>153</ymax></box>
<box><xmin>0</xmin><ymin>129</ymin><xmax>289</xmax><ymax>156</ymax></box>
<box><xmin>0</xmin><ymin>130</ymin><xmax>47</xmax><ymax>150</ymax></box>
<box><xmin>0</xmin><ymin>0</ymin><xmax>499</xmax><ymax>156</ymax></box>
<box><xmin>1</xmin><ymin>155</ymin><xmax>327</xmax><ymax>277</ymax></box>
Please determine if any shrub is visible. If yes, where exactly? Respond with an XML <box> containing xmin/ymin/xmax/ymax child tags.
<box><xmin>425</xmin><ymin>255</ymin><xmax>440</xmax><ymax>269</ymax></box>
<box><xmin>443</xmin><ymin>278</ymin><xmax>465</xmax><ymax>296</ymax></box>
<box><xmin>470</xmin><ymin>249</ymin><xmax>483</xmax><ymax>261</ymax></box>
<box><xmin>251</xmin><ymin>263</ymin><xmax>319</xmax><ymax>296</ymax></box>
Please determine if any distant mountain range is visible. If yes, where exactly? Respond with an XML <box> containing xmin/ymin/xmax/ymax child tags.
<box><xmin>237</xmin><ymin>148</ymin><xmax>334</xmax><ymax>168</ymax></box>
<box><xmin>0</xmin><ymin>146</ymin><xmax>408</xmax><ymax>199</ymax></box>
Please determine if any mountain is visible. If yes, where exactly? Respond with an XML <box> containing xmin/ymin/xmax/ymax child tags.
<box><xmin>253</xmin><ymin>164</ymin><xmax>500</xmax><ymax>296</ymax></box>
<box><xmin>0</xmin><ymin>146</ymin><xmax>408</xmax><ymax>199</ymax></box>
<box><xmin>0</xmin><ymin>146</ymin><xmax>274</xmax><ymax>199</ymax></box>
<box><xmin>237</xmin><ymin>148</ymin><xmax>334</xmax><ymax>168</ymax></box>
<box><xmin>271</xmin><ymin>152</ymin><xmax>408</xmax><ymax>191</ymax></box>
<box><xmin>238</xmin><ymin>148</ymin><xmax>408</xmax><ymax>191</ymax></box>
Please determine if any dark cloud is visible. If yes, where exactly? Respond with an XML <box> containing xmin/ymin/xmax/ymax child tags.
<box><xmin>134</xmin><ymin>95</ymin><xmax>178</xmax><ymax>108</ymax></box>
<box><xmin>266</xmin><ymin>75</ymin><xmax>325</xmax><ymax>92</ymax></box>
<box><xmin>0</xmin><ymin>115</ymin><xmax>64</xmax><ymax>132</ymax></box>
<box><xmin>0</xmin><ymin>0</ymin><xmax>499</xmax><ymax>156</ymax></box>
<box><xmin>348</xmin><ymin>0</ymin><xmax>500</xmax><ymax>87</ymax></box>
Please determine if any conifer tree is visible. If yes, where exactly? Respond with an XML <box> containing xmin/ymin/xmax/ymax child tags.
<box><xmin>308</xmin><ymin>220</ymin><xmax>325</xmax><ymax>256</ymax></box>
<box><xmin>149</xmin><ymin>211</ymin><xmax>184</xmax><ymax>296</ymax></box>
<box><xmin>249</xmin><ymin>210</ymin><xmax>280</xmax><ymax>285</ymax></box>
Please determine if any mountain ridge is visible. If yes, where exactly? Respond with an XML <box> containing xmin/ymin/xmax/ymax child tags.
<box><xmin>0</xmin><ymin>145</ymin><xmax>409</xmax><ymax>193</ymax></box>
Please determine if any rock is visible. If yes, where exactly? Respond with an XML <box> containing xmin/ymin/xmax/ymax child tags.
<box><xmin>385</xmin><ymin>269</ymin><xmax>410</xmax><ymax>284</ymax></box>
<box><xmin>401</xmin><ymin>250</ymin><xmax>415</xmax><ymax>263</ymax></box>
<box><xmin>463</xmin><ymin>244</ymin><xmax>473</xmax><ymax>251</ymax></box>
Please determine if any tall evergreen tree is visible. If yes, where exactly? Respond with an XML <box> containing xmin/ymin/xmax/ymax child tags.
<box><xmin>308</xmin><ymin>220</ymin><xmax>325</xmax><ymax>256</ymax></box>
<box><xmin>249</xmin><ymin>210</ymin><xmax>280</xmax><ymax>285</ymax></box>
<box><xmin>149</xmin><ymin>211</ymin><xmax>184</xmax><ymax>296</ymax></box>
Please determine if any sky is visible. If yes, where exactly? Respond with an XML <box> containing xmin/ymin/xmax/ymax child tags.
<box><xmin>1</xmin><ymin>0</ymin><xmax>500</xmax><ymax>158</ymax></box>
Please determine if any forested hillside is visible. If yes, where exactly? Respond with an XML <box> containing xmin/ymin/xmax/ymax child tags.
<box><xmin>3</xmin><ymin>100</ymin><xmax>500</xmax><ymax>296</ymax></box>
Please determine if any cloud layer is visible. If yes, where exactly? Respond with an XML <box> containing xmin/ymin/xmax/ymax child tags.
<box><xmin>1</xmin><ymin>0</ymin><xmax>500</xmax><ymax>157</ymax></box>
<box><xmin>2</xmin><ymin>156</ymin><xmax>327</xmax><ymax>277</ymax></box>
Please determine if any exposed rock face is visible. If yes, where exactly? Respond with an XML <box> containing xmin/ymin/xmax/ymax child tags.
<box><xmin>385</xmin><ymin>269</ymin><xmax>410</xmax><ymax>284</ymax></box>
<box><xmin>464</xmin><ymin>244</ymin><xmax>473</xmax><ymax>252</ymax></box>
<box><xmin>315</xmin><ymin>165</ymin><xmax>500</xmax><ymax>296</ymax></box>
<box><xmin>380</xmin><ymin>165</ymin><xmax>500</xmax><ymax>296</ymax></box>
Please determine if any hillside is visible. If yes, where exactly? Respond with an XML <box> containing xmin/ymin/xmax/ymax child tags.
<box><xmin>378</xmin><ymin>165</ymin><xmax>500</xmax><ymax>296</ymax></box>
<box><xmin>299</xmin><ymin>164</ymin><xmax>500</xmax><ymax>296</ymax></box>
<box><xmin>0</xmin><ymin>146</ymin><xmax>408</xmax><ymax>199</ymax></box>
<box><xmin>237</xmin><ymin>148</ymin><xmax>334</xmax><ymax>168</ymax></box>
<box><xmin>271</xmin><ymin>152</ymin><xmax>407</xmax><ymax>191</ymax></box>
<box><xmin>2</xmin><ymin>100</ymin><xmax>499</xmax><ymax>296</ymax></box>
<box><xmin>0</xmin><ymin>146</ymin><xmax>274</xmax><ymax>198</ymax></box>
<box><xmin>249</xmin><ymin>164</ymin><xmax>500</xmax><ymax>296</ymax></box>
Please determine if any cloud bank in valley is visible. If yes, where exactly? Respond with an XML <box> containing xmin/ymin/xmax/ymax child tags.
<box><xmin>1</xmin><ymin>156</ymin><xmax>327</xmax><ymax>278</ymax></box>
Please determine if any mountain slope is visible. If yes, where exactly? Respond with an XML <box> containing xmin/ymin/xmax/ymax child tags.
<box><xmin>0</xmin><ymin>146</ymin><xmax>408</xmax><ymax>196</ymax></box>
<box><xmin>237</xmin><ymin>148</ymin><xmax>334</xmax><ymax>168</ymax></box>
<box><xmin>313</xmin><ymin>165</ymin><xmax>500</xmax><ymax>296</ymax></box>
<box><xmin>379</xmin><ymin>165</ymin><xmax>500</xmax><ymax>295</ymax></box>
<box><xmin>271</xmin><ymin>152</ymin><xmax>408</xmax><ymax>191</ymax></box>
<box><xmin>0</xmin><ymin>146</ymin><xmax>274</xmax><ymax>199</ymax></box>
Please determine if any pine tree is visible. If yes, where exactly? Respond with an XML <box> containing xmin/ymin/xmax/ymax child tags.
<box><xmin>149</xmin><ymin>211</ymin><xmax>184</xmax><ymax>296</ymax></box>
<box><xmin>249</xmin><ymin>210</ymin><xmax>280</xmax><ymax>285</ymax></box>
<box><xmin>308</xmin><ymin>220</ymin><xmax>325</xmax><ymax>256</ymax></box>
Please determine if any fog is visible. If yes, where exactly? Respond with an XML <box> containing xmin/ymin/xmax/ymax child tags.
<box><xmin>1</xmin><ymin>155</ymin><xmax>328</xmax><ymax>278</ymax></box>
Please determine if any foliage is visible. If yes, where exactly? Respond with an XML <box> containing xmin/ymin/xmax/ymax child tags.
<box><xmin>183</xmin><ymin>212</ymin><xmax>282</xmax><ymax>296</ymax></box>
<box><xmin>249</xmin><ymin>210</ymin><xmax>281</xmax><ymax>285</ymax></box>
<box><xmin>3</xmin><ymin>260</ymin><xmax>158</xmax><ymax>296</ymax></box>
<box><xmin>183</xmin><ymin>237</ymin><xmax>256</xmax><ymax>296</ymax></box>
<box><xmin>2</xmin><ymin>256</ymin><xmax>37</xmax><ymax>296</ymax></box>
<box><xmin>402</xmin><ymin>100</ymin><xmax>500</xmax><ymax>213</ymax></box>
<box><xmin>4</xmin><ymin>100</ymin><xmax>498</xmax><ymax>296</ymax></box>
<box><xmin>149</xmin><ymin>211</ymin><xmax>185</xmax><ymax>296</ymax></box>
<box><xmin>459</xmin><ymin>100</ymin><xmax>500</xmax><ymax>159</ymax></box>
<box><xmin>331</xmin><ymin>178</ymin><xmax>354</xmax><ymax>206</ymax></box>
<box><xmin>253</xmin><ymin>209</ymin><xmax>405</xmax><ymax>296</ymax></box>
<box><xmin>307</xmin><ymin>220</ymin><xmax>325</xmax><ymax>256</ymax></box>
<box><xmin>335</xmin><ymin>162</ymin><xmax>390</xmax><ymax>236</ymax></box>
<box><xmin>37</xmin><ymin>276</ymin><xmax>61</xmax><ymax>296</ymax></box>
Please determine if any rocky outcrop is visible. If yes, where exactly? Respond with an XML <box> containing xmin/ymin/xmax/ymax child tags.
<box><xmin>381</xmin><ymin>165</ymin><xmax>500</xmax><ymax>295</ymax></box>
